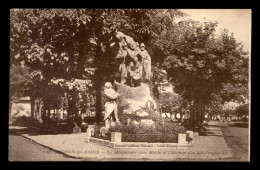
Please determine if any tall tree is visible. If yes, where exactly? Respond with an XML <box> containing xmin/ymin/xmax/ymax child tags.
<box><xmin>10</xmin><ymin>9</ymin><xmax>186</xmax><ymax>122</ymax></box>
<box><xmin>161</xmin><ymin>20</ymin><xmax>249</xmax><ymax>128</ymax></box>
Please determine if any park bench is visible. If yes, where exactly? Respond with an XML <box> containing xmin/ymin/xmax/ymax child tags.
<box><xmin>198</xmin><ymin>124</ymin><xmax>222</xmax><ymax>136</ymax></box>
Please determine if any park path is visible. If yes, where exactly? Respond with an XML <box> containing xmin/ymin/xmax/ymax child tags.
<box><xmin>9</xmin><ymin>135</ymin><xmax>80</xmax><ymax>161</ymax></box>
<box><xmin>19</xmin><ymin>131</ymin><xmax>232</xmax><ymax>161</ymax></box>
<box><xmin>10</xmin><ymin>122</ymin><xmax>244</xmax><ymax>161</ymax></box>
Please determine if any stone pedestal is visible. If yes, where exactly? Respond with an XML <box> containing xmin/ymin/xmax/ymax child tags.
<box><xmin>116</xmin><ymin>83</ymin><xmax>158</xmax><ymax>115</ymax></box>
<box><xmin>178</xmin><ymin>134</ymin><xmax>187</xmax><ymax>144</ymax></box>
<box><xmin>111</xmin><ymin>132</ymin><xmax>122</xmax><ymax>143</ymax></box>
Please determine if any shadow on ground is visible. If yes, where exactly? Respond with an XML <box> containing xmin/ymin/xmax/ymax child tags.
<box><xmin>9</xmin><ymin>128</ymin><xmax>28</xmax><ymax>135</ymax></box>
<box><xmin>228</xmin><ymin>122</ymin><xmax>248</xmax><ymax>128</ymax></box>
<box><xmin>9</xmin><ymin>125</ymin><xmax>74</xmax><ymax>136</ymax></box>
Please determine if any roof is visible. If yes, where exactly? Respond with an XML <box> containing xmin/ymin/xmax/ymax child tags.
<box><xmin>19</xmin><ymin>96</ymin><xmax>30</xmax><ymax>100</ymax></box>
<box><xmin>10</xmin><ymin>96</ymin><xmax>30</xmax><ymax>103</ymax></box>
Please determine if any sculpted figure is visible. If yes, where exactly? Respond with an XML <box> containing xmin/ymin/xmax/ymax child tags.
<box><xmin>119</xmin><ymin>58</ymin><xmax>127</xmax><ymax>84</ymax></box>
<box><xmin>103</xmin><ymin>82</ymin><xmax>120</xmax><ymax>129</ymax></box>
<box><xmin>115</xmin><ymin>31</ymin><xmax>134</xmax><ymax>44</ymax></box>
<box><xmin>135</xmin><ymin>42</ymin><xmax>141</xmax><ymax>54</ymax></box>
<box><xmin>115</xmin><ymin>31</ymin><xmax>139</xmax><ymax>61</ymax></box>
<box><xmin>115</xmin><ymin>31</ymin><xmax>147</xmax><ymax>86</ymax></box>
<box><xmin>127</xmin><ymin>41</ymin><xmax>138</xmax><ymax>60</ymax></box>
<box><xmin>117</xmin><ymin>42</ymin><xmax>128</xmax><ymax>84</ymax></box>
<box><xmin>126</xmin><ymin>61</ymin><xmax>135</xmax><ymax>86</ymax></box>
<box><xmin>139</xmin><ymin>43</ymin><xmax>151</xmax><ymax>81</ymax></box>
<box><xmin>131</xmin><ymin>56</ymin><xmax>142</xmax><ymax>87</ymax></box>
<box><xmin>116</xmin><ymin>41</ymin><xmax>128</xmax><ymax>59</ymax></box>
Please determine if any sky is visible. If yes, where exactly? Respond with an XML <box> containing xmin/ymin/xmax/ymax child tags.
<box><xmin>178</xmin><ymin>9</ymin><xmax>251</xmax><ymax>53</ymax></box>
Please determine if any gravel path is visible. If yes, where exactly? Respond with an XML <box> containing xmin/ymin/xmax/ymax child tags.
<box><xmin>20</xmin><ymin>131</ymin><xmax>232</xmax><ymax>161</ymax></box>
<box><xmin>9</xmin><ymin>135</ymin><xmax>81</xmax><ymax>161</ymax></box>
<box><xmin>9</xmin><ymin>121</ymin><xmax>241</xmax><ymax>161</ymax></box>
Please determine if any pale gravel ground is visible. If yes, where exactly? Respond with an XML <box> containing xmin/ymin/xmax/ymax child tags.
<box><xmin>9</xmin><ymin>121</ymin><xmax>249</xmax><ymax>161</ymax></box>
<box><xmin>20</xmin><ymin>130</ymin><xmax>232</xmax><ymax>161</ymax></box>
<box><xmin>9</xmin><ymin>135</ymin><xmax>80</xmax><ymax>161</ymax></box>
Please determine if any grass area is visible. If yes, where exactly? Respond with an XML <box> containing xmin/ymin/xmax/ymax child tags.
<box><xmin>220</xmin><ymin>124</ymin><xmax>249</xmax><ymax>161</ymax></box>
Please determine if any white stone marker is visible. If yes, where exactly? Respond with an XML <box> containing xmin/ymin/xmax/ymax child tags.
<box><xmin>88</xmin><ymin>125</ymin><xmax>94</xmax><ymax>136</ymax></box>
<box><xmin>86</xmin><ymin>128</ymin><xmax>91</xmax><ymax>137</ymax></box>
<box><xmin>60</xmin><ymin>109</ymin><xmax>63</xmax><ymax>119</ymax></box>
<box><xmin>127</xmin><ymin>118</ymin><xmax>131</xmax><ymax>125</ymax></box>
<box><xmin>111</xmin><ymin>132</ymin><xmax>122</xmax><ymax>143</ymax></box>
<box><xmin>178</xmin><ymin>134</ymin><xmax>187</xmax><ymax>144</ymax></box>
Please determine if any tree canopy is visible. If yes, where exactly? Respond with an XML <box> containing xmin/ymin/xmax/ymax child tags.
<box><xmin>10</xmin><ymin>9</ymin><xmax>249</xmax><ymax>127</ymax></box>
<box><xmin>10</xmin><ymin>9</ymin><xmax>186</xmax><ymax>121</ymax></box>
<box><xmin>160</xmin><ymin>19</ymin><xmax>249</xmax><ymax>126</ymax></box>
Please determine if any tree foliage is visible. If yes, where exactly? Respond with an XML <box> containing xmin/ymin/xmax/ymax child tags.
<box><xmin>160</xmin><ymin>19</ymin><xmax>249</xmax><ymax>127</ymax></box>
<box><xmin>10</xmin><ymin>9</ymin><xmax>248</xmax><ymax>128</ymax></box>
<box><xmin>10</xmin><ymin>9</ymin><xmax>186</xmax><ymax>122</ymax></box>
<box><xmin>9</xmin><ymin>65</ymin><xmax>32</xmax><ymax>100</ymax></box>
<box><xmin>234</xmin><ymin>103</ymin><xmax>249</xmax><ymax>117</ymax></box>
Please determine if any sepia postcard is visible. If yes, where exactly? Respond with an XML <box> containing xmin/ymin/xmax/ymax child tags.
<box><xmin>9</xmin><ymin>9</ymin><xmax>251</xmax><ymax>162</ymax></box>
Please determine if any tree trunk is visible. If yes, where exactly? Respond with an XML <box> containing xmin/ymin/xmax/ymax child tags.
<box><xmin>198</xmin><ymin>99</ymin><xmax>202</xmax><ymax>127</ymax></box>
<box><xmin>76</xmin><ymin>36</ymin><xmax>90</xmax><ymax>78</ymax></box>
<box><xmin>189</xmin><ymin>99</ymin><xmax>196</xmax><ymax>130</ymax></box>
<box><xmin>95</xmin><ymin>80</ymin><xmax>102</xmax><ymax>123</ymax></box>
<box><xmin>30</xmin><ymin>96</ymin><xmax>35</xmax><ymax>123</ymax></box>
<box><xmin>42</xmin><ymin>97</ymin><xmax>50</xmax><ymax>124</ymax></box>
<box><xmin>196</xmin><ymin>104</ymin><xmax>199</xmax><ymax>126</ymax></box>
<box><xmin>196</xmin><ymin>98</ymin><xmax>205</xmax><ymax>127</ymax></box>
<box><xmin>95</xmin><ymin>42</ymin><xmax>103</xmax><ymax>123</ymax></box>
<box><xmin>202</xmin><ymin>104</ymin><xmax>206</xmax><ymax>122</ymax></box>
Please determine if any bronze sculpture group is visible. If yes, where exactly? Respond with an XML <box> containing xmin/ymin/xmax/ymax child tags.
<box><xmin>116</xmin><ymin>32</ymin><xmax>151</xmax><ymax>87</ymax></box>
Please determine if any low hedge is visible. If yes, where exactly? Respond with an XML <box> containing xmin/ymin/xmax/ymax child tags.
<box><xmin>11</xmin><ymin>115</ymin><xmax>31</xmax><ymax>127</ymax></box>
<box><xmin>93</xmin><ymin>122</ymin><xmax>186</xmax><ymax>143</ymax></box>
